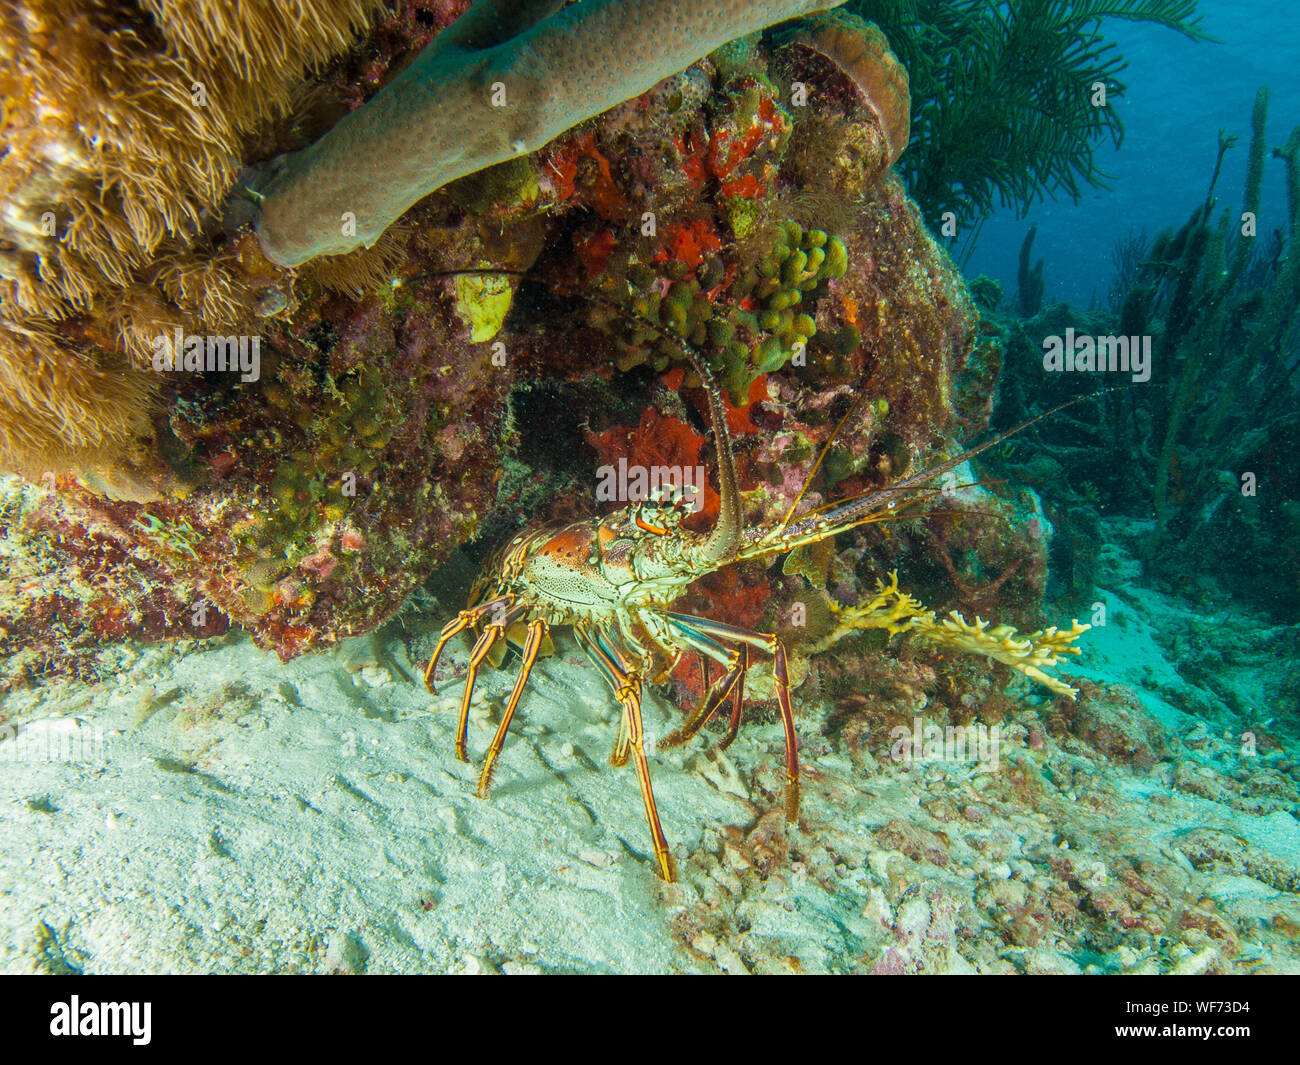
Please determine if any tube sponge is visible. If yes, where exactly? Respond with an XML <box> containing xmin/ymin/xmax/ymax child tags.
<box><xmin>256</xmin><ymin>0</ymin><xmax>850</xmax><ymax>266</ymax></box>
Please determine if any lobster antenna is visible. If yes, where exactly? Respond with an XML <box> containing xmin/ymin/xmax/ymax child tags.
<box><xmin>776</xmin><ymin>388</ymin><xmax>869</xmax><ymax>533</ymax></box>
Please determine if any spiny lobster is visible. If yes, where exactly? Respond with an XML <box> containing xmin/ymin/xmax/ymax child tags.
<box><xmin>424</xmin><ymin>271</ymin><xmax>1083</xmax><ymax>882</ymax></box>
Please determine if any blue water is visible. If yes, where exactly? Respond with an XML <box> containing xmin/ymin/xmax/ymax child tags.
<box><xmin>964</xmin><ymin>0</ymin><xmax>1300</xmax><ymax>307</ymax></box>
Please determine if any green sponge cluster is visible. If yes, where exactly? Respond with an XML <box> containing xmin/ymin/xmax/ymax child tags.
<box><xmin>728</xmin><ymin>222</ymin><xmax>848</xmax><ymax>391</ymax></box>
<box><xmin>609</xmin><ymin>222</ymin><xmax>850</xmax><ymax>404</ymax></box>
<box><xmin>622</xmin><ymin>267</ymin><xmax>724</xmax><ymax>373</ymax></box>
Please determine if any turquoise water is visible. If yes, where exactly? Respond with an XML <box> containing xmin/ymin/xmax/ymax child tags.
<box><xmin>967</xmin><ymin>0</ymin><xmax>1300</xmax><ymax>305</ymax></box>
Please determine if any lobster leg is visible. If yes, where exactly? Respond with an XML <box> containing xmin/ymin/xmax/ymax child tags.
<box><xmin>477</xmin><ymin>618</ymin><xmax>548</xmax><ymax>798</ymax></box>
<box><xmin>455</xmin><ymin>622</ymin><xmax>506</xmax><ymax>761</ymax></box>
<box><xmin>717</xmin><ymin>646</ymin><xmax>750</xmax><ymax>752</ymax></box>
<box><xmin>660</xmin><ymin>644</ymin><xmax>747</xmax><ymax>751</ymax></box>
<box><xmin>424</xmin><ymin>595</ymin><xmax>514</xmax><ymax>694</ymax></box>
<box><xmin>772</xmin><ymin>641</ymin><xmax>799</xmax><ymax>823</ymax></box>
<box><xmin>665</xmin><ymin>612</ymin><xmax>800</xmax><ymax>823</ymax></box>
<box><xmin>651</xmin><ymin>615</ymin><xmax>733</xmax><ymax>746</ymax></box>
<box><xmin>577</xmin><ymin>624</ymin><xmax>676</xmax><ymax>881</ymax></box>
<box><xmin>611</xmin><ymin>717</ymin><xmax>630</xmax><ymax>768</ymax></box>
<box><xmin>579</xmin><ymin>625</ymin><xmax>635</xmax><ymax>767</ymax></box>
<box><xmin>616</xmin><ymin>676</ymin><xmax>676</xmax><ymax>882</ymax></box>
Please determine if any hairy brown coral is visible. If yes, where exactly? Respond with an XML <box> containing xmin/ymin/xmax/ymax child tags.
<box><xmin>0</xmin><ymin>320</ymin><xmax>155</xmax><ymax>486</ymax></box>
<box><xmin>0</xmin><ymin>0</ymin><xmax>382</xmax><ymax>316</ymax></box>
<box><xmin>0</xmin><ymin>0</ymin><xmax>381</xmax><ymax>481</ymax></box>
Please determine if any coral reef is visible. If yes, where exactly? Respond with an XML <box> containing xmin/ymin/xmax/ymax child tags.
<box><xmin>988</xmin><ymin>89</ymin><xmax>1300</xmax><ymax>621</ymax></box>
<box><xmin>2</xmin><ymin>0</ymin><xmax>1060</xmax><ymax>746</ymax></box>
<box><xmin>6</xmin><ymin>0</ymin><xmax>1300</xmax><ymax>981</ymax></box>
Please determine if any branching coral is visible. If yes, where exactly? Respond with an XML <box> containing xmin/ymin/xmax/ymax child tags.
<box><xmin>817</xmin><ymin>572</ymin><xmax>1089</xmax><ymax>698</ymax></box>
<box><xmin>255</xmin><ymin>0</ymin><xmax>851</xmax><ymax>265</ymax></box>
<box><xmin>1002</xmin><ymin>89</ymin><xmax>1300</xmax><ymax>616</ymax></box>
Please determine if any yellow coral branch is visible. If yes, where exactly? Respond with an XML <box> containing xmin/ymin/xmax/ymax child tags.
<box><xmin>822</xmin><ymin>572</ymin><xmax>1089</xmax><ymax>698</ymax></box>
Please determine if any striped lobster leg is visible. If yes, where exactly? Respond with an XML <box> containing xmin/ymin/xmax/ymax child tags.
<box><xmin>477</xmin><ymin>618</ymin><xmax>550</xmax><ymax>798</ymax></box>
<box><xmin>576</xmin><ymin>625</ymin><xmax>677</xmax><ymax>882</ymax></box>
<box><xmin>664</xmin><ymin>612</ymin><xmax>800</xmax><ymax>823</ymax></box>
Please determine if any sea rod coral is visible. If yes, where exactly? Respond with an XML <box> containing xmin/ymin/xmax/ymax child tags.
<box><xmin>255</xmin><ymin>0</ymin><xmax>851</xmax><ymax>265</ymax></box>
